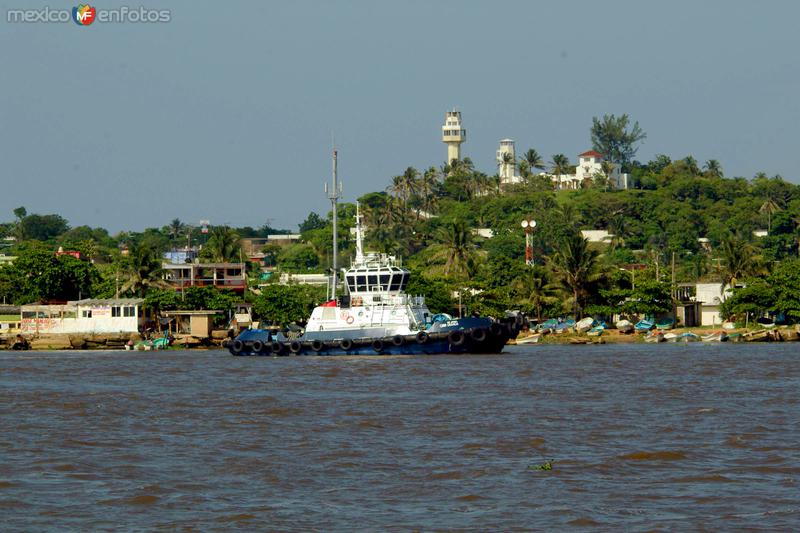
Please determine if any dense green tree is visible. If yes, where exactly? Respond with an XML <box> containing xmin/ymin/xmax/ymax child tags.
<box><xmin>0</xmin><ymin>243</ymin><xmax>99</xmax><ymax>303</ymax></box>
<box><xmin>18</xmin><ymin>213</ymin><xmax>69</xmax><ymax>241</ymax></box>
<box><xmin>182</xmin><ymin>286</ymin><xmax>238</xmax><ymax>312</ymax></box>
<box><xmin>276</xmin><ymin>243</ymin><xmax>320</xmax><ymax>272</ymax></box>
<box><xmin>252</xmin><ymin>283</ymin><xmax>326</xmax><ymax>325</ymax></box>
<box><xmin>298</xmin><ymin>212</ymin><xmax>326</xmax><ymax>233</ymax></box>
<box><xmin>769</xmin><ymin>259</ymin><xmax>800</xmax><ymax>320</ymax></box>
<box><xmin>405</xmin><ymin>272</ymin><xmax>454</xmax><ymax>315</ymax></box>
<box><xmin>590</xmin><ymin>114</ymin><xmax>646</xmax><ymax>167</ymax></box>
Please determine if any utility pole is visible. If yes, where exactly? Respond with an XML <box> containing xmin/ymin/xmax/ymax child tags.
<box><xmin>325</xmin><ymin>149</ymin><xmax>342</xmax><ymax>301</ymax></box>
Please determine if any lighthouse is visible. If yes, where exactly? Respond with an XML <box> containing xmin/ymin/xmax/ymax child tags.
<box><xmin>442</xmin><ymin>109</ymin><xmax>466</xmax><ymax>164</ymax></box>
<box><xmin>497</xmin><ymin>139</ymin><xmax>521</xmax><ymax>184</ymax></box>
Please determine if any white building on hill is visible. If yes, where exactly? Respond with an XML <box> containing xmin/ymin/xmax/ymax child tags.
<box><xmin>550</xmin><ymin>150</ymin><xmax>630</xmax><ymax>190</ymax></box>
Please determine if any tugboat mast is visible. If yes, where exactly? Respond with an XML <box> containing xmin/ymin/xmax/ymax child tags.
<box><xmin>325</xmin><ymin>149</ymin><xmax>342</xmax><ymax>300</ymax></box>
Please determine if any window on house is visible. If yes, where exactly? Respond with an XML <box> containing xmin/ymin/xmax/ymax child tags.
<box><xmin>112</xmin><ymin>306</ymin><xmax>121</xmax><ymax>317</ymax></box>
<box><xmin>123</xmin><ymin>306</ymin><xmax>135</xmax><ymax>317</ymax></box>
<box><xmin>82</xmin><ymin>310</ymin><xmax>92</xmax><ymax>318</ymax></box>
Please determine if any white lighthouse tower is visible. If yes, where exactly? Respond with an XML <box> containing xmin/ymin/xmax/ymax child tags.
<box><xmin>442</xmin><ymin>109</ymin><xmax>466</xmax><ymax>164</ymax></box>
<box><xmin>497</xmin><ymin>139</ymin><xmax>521</xmax><ymax>184</ymax></box>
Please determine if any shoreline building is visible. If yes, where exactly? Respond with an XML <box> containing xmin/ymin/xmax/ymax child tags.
<box><xmin>442</xmin><ymin>109</ymin><xmax>466</xmax><ymax>163</ymax></box>
<box><xmin>497</xmin><ymin>139</ymin><xmax>521</xmax><ymax>185</ymax></box>
<box><xmin>20</xmin><ymin>298</ymin><xmax>144</xmax><ymax>335</ymax></box>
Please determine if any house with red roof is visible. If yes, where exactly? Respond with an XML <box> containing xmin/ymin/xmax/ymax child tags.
<box><xmin>552</xmin><ymin>150</ymin><xmax>629</xmax><ymax>190</ymax></box>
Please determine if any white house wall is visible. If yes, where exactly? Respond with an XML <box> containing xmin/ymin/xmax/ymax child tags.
<box><xmin>21</xmin><ymin>304</ymin><xmax>142</xmax><ymax>334</ymax></box>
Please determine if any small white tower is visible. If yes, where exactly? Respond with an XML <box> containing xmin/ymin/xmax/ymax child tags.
<box><xmin>497</xmin><ymin>139</ymin><xmax>520</xmax><ymax>184</ymax></box>
<box><xmin>442</xmin><ymin>109</ymin><xmax>466</xmax><ymax>164</ymax></box>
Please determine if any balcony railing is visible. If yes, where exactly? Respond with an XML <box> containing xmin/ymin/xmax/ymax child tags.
<box><xmin>167</xmin><ymin>277</ymin><xmax>246</xmax><ymax>289</ymax></box>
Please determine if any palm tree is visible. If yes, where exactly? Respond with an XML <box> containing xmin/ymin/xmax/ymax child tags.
<box><xmin>388</xmin><ymin>174</ymin><xmax>406</xmax><ymax>202</ymax></box>
<box><xmin>120</xmin><ymin>242</ymin><xmax>171</xmax><ymax>296</ymax></box>
<box><xmin>703</xmin><ymin>159</ymin><xmax>723</xmax><ymax>178</ymax></box>
<box><xmin>168</xmin><ymin>218</ymin><xmax>184</xmax><ymax>244</ymax></box>
<box><xmin>203</xmin><ymin>226</ymin><xmax>242</xmax><ymax>262</ymax></box>
<box><xmin>548</xmin><ymin>233</ymin><xmax>600</xmax><ymax>318</ymax></box>
<box><xmin>759</xmin><ymin>197</ymin><xmax>782</xmax><ymax>234</ymax></box>
<box><xmin>523</xmin><ymin>148</ymin><xmax>546</xmax><ymax>171</ymax></box>
<box><xmin>683</xmin><ymin>156</ymin><xmax>699</xmax><ymax>174</ymax></box>
<box><xmin>418</xmin><ymin>167</ymin><xmax>440</xmax><ymax>214</ymax></box>
<box><xmin>402</xmin><ymin>166</ymin><xmax>419</xmax><ymax>204</ymax></box>
<box><xmin>558</xmin><ymin>203</ymin><xmax>580</xmax><ymax>232</ymax></box>
<box><xmin>717</xmin><ymin>234</ymin><xmax>758</xmax><ymax>289</ymax></box>
<box><xmin>517</xmin><ymin>159</ymin><xmax>532</xmax><ymax>182</ymax></box>
<box><xmin>512</xmin><ymin>268</ymin><xmax>559</xmax><ymax>322</ymax></box>
<box><xmin>550</xmin><ymin>154</ymin><xmax>571</xmax><ymax>190</ymax></box>
<box><xmin>430</xmin><ymin>220</ymin><xmax>478</xmax><ymax>279</ymax></box>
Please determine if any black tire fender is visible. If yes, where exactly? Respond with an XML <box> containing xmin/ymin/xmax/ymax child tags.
<box><xmin>448</xmin><ymin>330</ymin><xmax>466</xmax><ymax>346</ymax></box>
<box><xmin>289</xmin><ymin>340</ymin><xmax>303</xmax><ymax>354</ymax></box>
<box><xmin>311</xmin><ymin>339</ymin><xmax>325</xmax><ymax>352</ymax></box>
<box><xmin>470</xmin><ymin>328</ymin><xmax>487</xmax><ymax>342</ymax></box>
<box><xmin>339</xmin><ymin>338</ymin><xmax>354</xmax><ymax>351</ymax></box>
<box><xmin>416</xmin><ymin>331</ymin><xmax>429</xmax><ymax>344</ymax></box>
<box><xmin>251</xmin><ymin>340</ymin><xmax>264</xmax><ymax>353</ymax></box>
<box><xmin>489</xmin><ymin>323</ymin><xmax>503</xmax><ymax>337</ymax></box>
<box><xmin>231</xmin><ymin>339</ymin><xmax>244</xmax><ymax>354</ymax></box>
<box><xmin>391</xmin><ymin>335</ymin><xmax>404</xmax><ymax>346</ymax></box>
<box><xmin>271</xmin><ymin>341</ymin><xmax>284</xmax><ymax>354</ymax></box>
<box><xmin>372</xmin><ymin>339</ymin><xmax>385</xmax><ymax>353</ymax></box>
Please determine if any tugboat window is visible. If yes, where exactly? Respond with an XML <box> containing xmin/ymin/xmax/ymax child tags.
<box><xmin>380</xmin><ymin>274</ymin><xmax>390</xmax><ymax>290</ymax></box>
<box><xmin>390</xmin><ymin>274</ymin><xmax>401</xmax><ymax>291</ymax></box>
<box><xmin>356</xmin><ymin>275</ymin><xmax>367</xmax><ymax>291</ymax></box>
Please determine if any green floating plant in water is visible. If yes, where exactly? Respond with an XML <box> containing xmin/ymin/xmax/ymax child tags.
<box><xmin>529</xmin><ymin>460</ymin><xmax>553</xmax><ymax>471</ymax></box>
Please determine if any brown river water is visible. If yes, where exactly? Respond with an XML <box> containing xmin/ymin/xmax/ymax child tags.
<box><xmin>1</xmin><ymin>344</ymin><xmax>799</xmax><ymax>531</ymax></box>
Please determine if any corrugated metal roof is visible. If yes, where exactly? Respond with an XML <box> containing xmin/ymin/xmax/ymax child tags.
<box><xmin>70</xmin><ymin>298</ymin><xmax>145</xmax><ymax>305</ymax></box>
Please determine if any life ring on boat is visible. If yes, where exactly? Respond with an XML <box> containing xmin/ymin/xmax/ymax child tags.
<box><xmin>310</xmin><ymin>339</ymin><xmax>325</xmax><ymax>352</ymax></box>
<box><xmin>448</xmin><ymin>330</ymin><xmax>466</xmax><ymax>347</ymax></box>
<box><xmin>251</xmin><ymin>340</ymin><xmax>264</xmax><ymax>353</ymax></box>
<box><xmin>339</xmin><ymin>338</ymin><xmax>353</xmax><ymax>351</ymax></box>
<box><xmin>416</xmin><ymin>331</ymin><xmax>429</xmax><ymax>344</ymax></box>
<box><xmin>289</xmin><ymin>340</ymin><xmax>303</xmax><ymax>354</ymax></box>
<box><xmin>346</xmin><ymin>316</ymin><xmax>354</xmax><ymax>325</ymax></box>
<box><xmin>371</xmin><ymin>339</ymin><xmax>385</xmax><ymax>353</ymax></box>
<box><xmin>470</xmin><ymin>328</ymin><xmax>487</xmax><ymax>342</ymax></box>
<box><xmin>391</xmin><ymin>335</ymin><xmax>405</xmax><ymax>346</ymax></box>
<box><xmin>231</xmin><ymin>339</ymin><xmax>244</xmax><ymax>354</ymax></box>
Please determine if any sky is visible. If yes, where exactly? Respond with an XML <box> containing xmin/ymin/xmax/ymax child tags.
<box><xmin>2</xmin><ymin>0</ymin><xmax>799</xmax><ymax>233</ymax></box>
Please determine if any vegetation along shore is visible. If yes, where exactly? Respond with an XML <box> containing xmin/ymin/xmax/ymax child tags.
<box><xmin>2</xmin><ymin>114</ymin><xmax>799</xmax><ymax>347</ymax></box>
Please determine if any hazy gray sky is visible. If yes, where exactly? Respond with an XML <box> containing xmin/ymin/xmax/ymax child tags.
<box><xmin>2</xmin><ymin>0</ymin><xmax>798</xmax><ymax>233</ymax></box>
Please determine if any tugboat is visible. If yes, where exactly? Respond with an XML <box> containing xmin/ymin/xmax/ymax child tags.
<box><xmin>226</xmin><ymin>151</ymin><xmax>523</xmax><ymax>356</ymax></box>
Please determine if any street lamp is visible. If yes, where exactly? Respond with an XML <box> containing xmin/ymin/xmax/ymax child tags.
<box><xmin>521</xmin><ymin>219</ymin><xmax>537</xmax><ymax>265</ymax></box>
<box><xmin>619</xmin><ymin>267</ymin><xmax>635</xmax><ymax>291</ymax></box>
